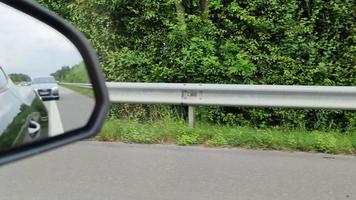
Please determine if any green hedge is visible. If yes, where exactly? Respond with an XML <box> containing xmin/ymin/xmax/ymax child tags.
<box><xmin>37</xmin><ymin>0</ymin><xmax>356</xmax><ymax>131</ymax></box>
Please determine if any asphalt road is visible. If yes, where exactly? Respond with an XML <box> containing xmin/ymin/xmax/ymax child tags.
<box><xmin>43</xmin><ymin>86</ymin><xmax>95</xmax><ymax>136</ymax></box>
<box><xmin>0</xmin><ymin>141</ymin><xmax>355</xmax><ymax>200</ymax></box>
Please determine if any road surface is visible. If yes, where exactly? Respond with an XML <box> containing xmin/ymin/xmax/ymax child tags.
<box><xmin>43</xmin><ymin>86</ymin><xmax>95</xmax><ymax>136</ymax></box>
<box><xmin>0</xmin><ymin>141</ymin><xmax>355</xmax><ymax>200</ymax></box>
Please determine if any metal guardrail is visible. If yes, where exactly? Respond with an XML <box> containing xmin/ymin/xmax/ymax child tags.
<box><xmin>60</xmin><ymin>82</ymin><xmax>93</xmax><ymax>89</ymax></box>
<box><xmin>62</xmin><ymin>82</ymin><xmax>356</xmax><ymax>127</ymax></box>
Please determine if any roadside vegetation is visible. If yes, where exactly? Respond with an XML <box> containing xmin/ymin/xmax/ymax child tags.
<box><xmin>98</xmin><ymin>118</ymin><xmax>356</xmax><ymax>155</ymax></box>
<box><xmin>52</xmin><ymin>62</ymin><xmax>94</xmax><ymax>98</ymax></box>
<box><xmin>51</xmin><ymin>62</ymin><xmax>90</xmax><ymax>83</ymax></box>
<box><xmin>61</xmin><ymin>85</ymin><xmax>94</xmax><ymax>98</ymax></box>
<box><xmin>38</xmin><ymin>0</ymin><xmax>356</xmax><ymax>132</ymax></box>
<box><xmin>38</xmin><ymin>1</ymin><xmax>356</xmax><ymax>153</ymax></box>
<box><xmin>97</xmin><ymin>105</ymin><xmax>356</xmax><ymax>154</ymax></box>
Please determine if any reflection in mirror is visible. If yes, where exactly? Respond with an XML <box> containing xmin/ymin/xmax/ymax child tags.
<box><xmin>0</xmin><ymin>3</ymin><xmax>95</xmax><ymax>152</ymax></box>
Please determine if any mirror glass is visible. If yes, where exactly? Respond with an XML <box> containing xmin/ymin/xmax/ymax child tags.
<box><xmin>0</xmin><ymin>3</ymin><xmax>95</xmax><ymax>151</ymax></box>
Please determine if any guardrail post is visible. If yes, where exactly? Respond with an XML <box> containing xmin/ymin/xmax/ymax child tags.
<box><xmin>188</xmin><ymin>105</ymin><xmax>195</xmax><ymax>128</ymax></box>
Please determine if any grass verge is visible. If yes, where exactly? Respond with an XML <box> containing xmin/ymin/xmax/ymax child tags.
<box><xmin>61</xmin><ymin>85</ymin><xmax>94</xmax><ymax>98</ymax></box>
<box><xmin>97</xmin><ymin>119</ymin><xmax>356</xmax><ymax>155</ymax></box>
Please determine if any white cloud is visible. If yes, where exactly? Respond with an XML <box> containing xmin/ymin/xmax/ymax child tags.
<box><xmin>0</xmin><ymin>3</ymin><xmax>83</xmax><ymax>79</ymax></box>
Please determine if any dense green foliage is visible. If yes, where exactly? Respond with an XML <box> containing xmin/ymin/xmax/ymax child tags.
<box><xmin>8</xmin><ymin>73</ymin><xmax>31</xmax><ymax>83</ymax></box>
<box><xmin>37</xmin><ymin>0</ymin><xmax>355</xmax><ymax>131</ymax></box>
<box><xmin>51</xmin><ymin>63</ymin><xmax>90</xmax><ymax>83</ymax></box>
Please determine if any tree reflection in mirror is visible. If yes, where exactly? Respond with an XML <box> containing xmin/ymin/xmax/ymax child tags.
<box><xmin>0</xmin><ymin>2</ymin><xmax>95</xmax><ymax>152</ymax></box>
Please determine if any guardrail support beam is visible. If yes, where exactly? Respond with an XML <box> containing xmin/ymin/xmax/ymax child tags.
<box><xmin>188</xmin><ymin>105</ymin><xmax>195</xmax><ymax>128</ymax></box>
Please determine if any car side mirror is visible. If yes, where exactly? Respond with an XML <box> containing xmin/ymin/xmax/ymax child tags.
<box><xmin>0</xmin><ymin>1</ymin><xmax>109</xmax><ymax>165</ymax></box>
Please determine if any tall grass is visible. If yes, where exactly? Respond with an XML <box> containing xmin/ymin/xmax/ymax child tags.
<box><xmin>97</xmin><ymin>104</ymin><xmax>356</xmax><ymax>154</ymax></box>
<box><xmin>98</xmin><ymin>117</ymin><xmax>356</xmax><ymax>155</ymax></box>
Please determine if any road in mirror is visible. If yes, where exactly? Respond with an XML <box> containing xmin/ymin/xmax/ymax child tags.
<box><xmin>0</xmin><ymin>3</ymin><xmax>95</xmax><ymax>152</ymax></box>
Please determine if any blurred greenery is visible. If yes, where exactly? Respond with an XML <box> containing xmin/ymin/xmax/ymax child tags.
<box><xmin>8</xmin><ymin>73</ymin><xmax>31</xmax><ymax>83</ymax></box>
<box><xmin>37</xmin><ymin>0</ymin><xmax>356</xmax><ymax>132</ymax></box>
<box><xmin>51</xmin><ymin>62</ymin><xmax>90</xmax><ymax>83</ymax></box>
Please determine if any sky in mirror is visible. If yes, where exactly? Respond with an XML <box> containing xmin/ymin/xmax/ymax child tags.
<box><xmin>0</xmin><ymin>3</ymin><xmax>82</xmax><ymax>79</ymax></box>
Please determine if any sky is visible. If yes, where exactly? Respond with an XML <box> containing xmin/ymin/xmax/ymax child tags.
<box><xmin>0</xmin><ymin>3</ymin><xmax>83</xmax><ymax>79</ymax></box>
